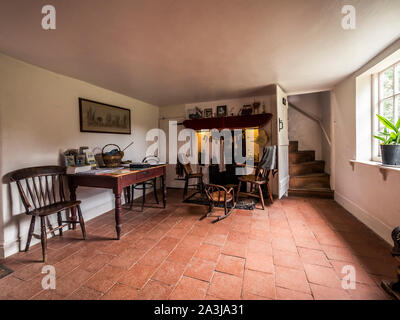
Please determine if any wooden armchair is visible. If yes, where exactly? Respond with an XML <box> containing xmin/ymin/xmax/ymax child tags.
<box><xmin>236</xmin><ymin>167</ymin><xmax>274</xmax><ymax>210</ymax></box>
<box><xmin>10</xmin><ymin>166</ymin><xmax>86</xmax><ymax>262</ymax></box>
<box><xmin>202</xmin><ymin>184</ymin><xmax>236</xmax><ymax>222</ymax></box>
<box><xmin>182</xmin><ymin>163</ymin><xmax>204</xmax><ymax>200</ymax></box>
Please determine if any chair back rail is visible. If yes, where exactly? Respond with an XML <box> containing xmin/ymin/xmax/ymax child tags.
<box><xmin>10</xmin><ymin>166</ymin><xmax>66</xmax><ymax>213</ymax></box>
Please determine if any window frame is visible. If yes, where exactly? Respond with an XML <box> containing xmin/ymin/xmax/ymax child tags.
<box><xmin>371</xmin><ymin>61</ymin><xmax>400</xmax><ymax>161</ymax></box>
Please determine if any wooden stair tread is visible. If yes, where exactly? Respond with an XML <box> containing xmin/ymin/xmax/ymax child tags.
<box><xmin>290</xmin><ymin>160</ymin><xmax>324</xmax><ymax>166</ymax></box>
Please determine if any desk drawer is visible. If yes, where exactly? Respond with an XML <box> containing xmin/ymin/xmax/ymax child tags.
<box><xmin>136</xmin><ymin>167</ymin><xmax>163</xmax><ymax>182</ymax></box>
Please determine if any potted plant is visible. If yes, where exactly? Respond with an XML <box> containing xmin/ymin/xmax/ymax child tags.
<box><xmin>374</xmin><ymin>114</ymin><xmax>400</xmax><ymax>166</ymax></box>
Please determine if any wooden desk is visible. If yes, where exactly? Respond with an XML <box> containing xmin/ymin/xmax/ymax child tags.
<box><xmin>67</xmin><ymin>164</ymin><xmax>167</xmax><ymax>240</ymax></box>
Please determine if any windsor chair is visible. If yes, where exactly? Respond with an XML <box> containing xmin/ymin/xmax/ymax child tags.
<box><xmin>202</xmin><ymin>184</ymin><xmax>236</xmax><ymax>222</ymax></box>
<box><xmin>10</xmin><ymin>166</ymin><xmax>86</xmax><ymax>262</ymax></box>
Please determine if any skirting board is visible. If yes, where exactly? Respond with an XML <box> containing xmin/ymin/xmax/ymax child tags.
<box><xmin>335</xmin><ymin>191</ymin><xmax>393</xmax><ymax>245</ymax></box>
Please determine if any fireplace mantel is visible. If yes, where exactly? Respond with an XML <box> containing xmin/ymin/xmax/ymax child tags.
<box><xmin>182</xmin><ymin>113</ymin><xmax>272</xmax><ymax>130</ymax></box>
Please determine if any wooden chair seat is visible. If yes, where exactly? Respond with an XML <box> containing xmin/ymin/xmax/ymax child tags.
<box><xmin>238</xmin><ymin>175</ymin><xmax>267</xmax><ymax>185</ymax></box>
<box><xmin>210</xmin><ymin>191</ymin><xmax>234</xmax><ymax>202</ymax></box>
<box><xmin>30</xmin><ymin>200</ymin><xmax>82</xmax><ymax>217</ymax></box>
<box><xmin>188</xmin><ymin>173</ymin><xmax>203</xmax><ymax>178</ymax></box>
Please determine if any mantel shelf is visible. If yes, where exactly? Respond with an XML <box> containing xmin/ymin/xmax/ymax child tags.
<box><xmin>182</xmin><ymin>113</ymin><xmax>273</xmax><ymax>130</ymax></box>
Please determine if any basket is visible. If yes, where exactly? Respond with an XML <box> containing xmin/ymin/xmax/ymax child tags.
<box><xmin>102</xmin><ymin>144</ymin><xmax>124</xmax><ymax>168</ymax></box>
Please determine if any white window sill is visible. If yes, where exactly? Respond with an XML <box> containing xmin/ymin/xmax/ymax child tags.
<box><xmin>349</xmin><ymin>160</ymin><xmax>400</xmax><ymax>173</ymax></box>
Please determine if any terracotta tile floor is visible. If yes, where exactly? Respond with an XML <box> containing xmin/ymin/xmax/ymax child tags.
<box><xmin>0</xmin><ymin>189</ymin><xmax>396</xmax><ymax>300</ymax></box>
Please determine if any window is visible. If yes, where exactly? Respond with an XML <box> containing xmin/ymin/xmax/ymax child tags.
<box><xmin>372</xmin><ymin>61</ymin><xmax>400</xmax><ymax>160</ymax></box>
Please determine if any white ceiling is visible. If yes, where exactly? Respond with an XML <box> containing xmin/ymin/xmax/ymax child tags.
<box><xmin>0</xmin><ymin>0</ymin><xmax>399</xmax><ymax>106</ymax></box>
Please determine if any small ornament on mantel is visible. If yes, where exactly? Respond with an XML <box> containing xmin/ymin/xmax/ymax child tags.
<box><xmin>262</xmin><ymin>102</ymin><xmax>266</xmax><ymax>114</ymax></box>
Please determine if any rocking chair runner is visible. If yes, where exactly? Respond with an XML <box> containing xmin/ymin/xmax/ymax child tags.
<box><xmin>202</xmin><ymin>184</ymin><xmax>236</xmax><ymax>223</ymax></box>
<box><xmin>10</xmin><ymin>166</ymin><xmax>86</xmax><ymax>262</ymax></box>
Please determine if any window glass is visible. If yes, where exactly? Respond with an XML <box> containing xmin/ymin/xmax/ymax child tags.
<box><xmin>396</xmin><ymin>64</ymin><xmax>400</xmax><ymax>94</ymax></box>
<box><xmin>381</xmin><ymin>98</ymin><xmax>394</xmax><ymax>125</ymax></box>
<box><xmin>381</xmin><ymin>67</ymin><xmax>394</xmax><ymax>99</ymax></box>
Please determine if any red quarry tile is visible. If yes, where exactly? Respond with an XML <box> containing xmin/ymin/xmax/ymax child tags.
<box><xmin>8</xmin><ymin>275</ymin><xmax>44</xmax><ymax>300</ymax></box>
<box><xmin>273</xmin><ymin>249</ymin><xmax>303</xmax><ymax>270</ymax></box>
<box><xmin>208</xmin><ymin>272</ymin><xmax>242</xmax><ymax>300</ymax></box>
<box><xmin>168</xmin><ymin>246</ymin><xmax>197</xmax><ymax>265</ymax></box>
<box><xmin>242</xmin><ymin>292</ymin><xmax>272</xmax><ymax>300</ymax></box>
<box><xmin>152</xmin><ymin>260</ymin><xmax>186</xmax><ymax>285</ymax></box>
<box><xmin>203</xmin><ymin>233</ymin><xmax>227</xmax><ymax>247</ymax></box>
<box><xmin>67</xmin><ymin>286</ymin><xmax>103</xmax><ymax>300</ymax></box>
<box><xmin>53</xmin><ymin>267</ymin><xmax>94</xmax><ymax>297</ymax></box>
<box><xmin>310</xmin><ymin>283</ymin><xmax>350</xmax><ymax>300</ymax></box>
<box><xmin>247</xmin><ymin>239</ymin><xmax>273</xmax><ymax>255</ymax></box>
<box><xmin>314</xmin><ymin>232</ymin><xmax>348</xmax><ymax>248</ymax></box>
<box><xmin>298</xmin><ymin>247</ymin><xmax>331</xmax><ymax>267</ymax></box>
<box><xmin>303</xmin><ymin>264</ymin><xmax>342</xmax><ymax>289</ymax></box>
<box><xmin>169</xmin><ymin>276</ymin><xmax>209</xmax><ymax>300</ymax></box>
<box><xmin>101</xmin><ymin>283</ymin><xmax>140</xmax><ymax>300</ymax></box>
<box><xmin>216</xmin><ymin>254</ymin><xmax>245</xmax><ymax>277</ymax></box>
<box><xmin>222</xmin><ymin>241</ymin><xmax>247</xmax><ymax>258</ymax></box>
<box><xmin>245</xmin><ymin>251</ymin><xmax>274</xmax><ymax>274</ymax></box>
<box><xmin>330</xmin><ymin>260</ymin><xmax>376</xmax><ymax>286</ymax></box>
<box><xmin>347</xmin><ymin>283</ymin><xmax>388</xmax><ymax>300</ymax></box>
<box><xmin>276</xmin><ymin>287</ymin><xmax>313</xmax><ymax>300</ymax></box>
<box><xmin>294</xmin><ymin>236</ymin><xmax>322</xmax><ymax>250</ymax></box>
<box><xmin>84</xmin><ymin>253</ymin><xmax>114</xmax><ymax>272</ymax></box>
<box><xmin>188</xmin><ymin>225</ymin><xmax>209</xmax><ymax>238</ymax></box>
<box><xmin>85</xmin><ymin>265</ymin><xmax>125</xmax><ymax>293</ymax></box>
<box><xmin>139</xmin><ymin>247</ymin><xmax>170</xmax><ymax>267</ymax></box>
<box><xmin>243</xmin><ymin>269</ymin><xmax>275</xmax><ymax>299</ymax></box>
<box><xmin>320</xmin><ymin>245</ymin><xmax>356</xmax><ymax>263</ymax></box>
<box><xmin>118</xmin><ymin>262</ymin><xmax>156</xmax><ymax>289</ymax></box>
<box><xmin>271</xmin><ymin>237</ymin><xmax>298</xmax><ymax>253</ymax></box>
<box><xmin>180</xmin><ymin>235</ymin><xmax>204</xmax><ymax>249</ymax></box>
<box><xmin>167</xmin><ymin>226</ymin><xmax>189</xmax><ymax>239</ymax></box>
<box><xmin>156</xmin><ymin>236</ymin><xmax>180</xmax><ymax>251</ymax></box>
<box><xmin>249</xmin><ymin>229</ymin><xmax>272</xmax><ymax>242</ymax></box>
<box><xmin>108</xmin><ymin>249</ymin><xmax>143</xmax><ymax>269</ymax></box>
<box><xmin>275</xmin><ymin>266</ymin><xmax>310</xmax><ymax>294</ymax></box>
<box><xmin>139</xmin><ymin>280</ymin><xmax>173</xmax><ymax>300</ymax></box>
<box><xmin>227</xmin><ymin>231</ymin><xmax>248</xmax><ymax>244</ymax></box>
<box><xmin>184</xmin><ymin>258</ymin><xmax>216</xmax><ymax>282</ymax></box>
<box><xmin>195</xmin><ymin>244</ymin><xmax>221</xmax><ymax>262</ymax></box>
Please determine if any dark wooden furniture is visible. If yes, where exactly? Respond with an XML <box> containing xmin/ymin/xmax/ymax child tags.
<box><xmin>202</xmin><ymin>184</ymin><xmax>236</xmax><ymax>223</ymax></box>
<box><xmin>68</xmin><ymin>164</ymin><xmax>167</xmax><ymax>240</ymax></box>
<box><xmin>128</xmin><ymin>156</ymin><xmax>160</xmax><ymax>211</ymax></box>
<box><xmin>10</xmin><ymin>166</ymin><xmax>86</xmax><ymax>262</ymax></box>
<box><xmin>183</xmin><ymin>163</ymin><xmax>204</xmax><ymax>200</ymax></box>
<box><xmin>382</xmin><ymin>226</ymin><xmax>400</xmax><ymax>300</ymax></box>
<box><xmin>183</xmin><ymin>113</ymin><xmax>273</xmax><ymax>130</ymax></box>
<box><xmin>236</xmin><ymin>167</ymin><xmax>274</xmax><ymax>210</ymax></box>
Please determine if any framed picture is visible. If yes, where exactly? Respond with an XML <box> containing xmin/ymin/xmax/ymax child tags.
<box><xmin>216</xmin><ymin>105</ymin><xmax>227</xmax><ymax>117</ymax></box>
<box><xmin>79</xmin><ymin>98</ymin><xmax>131</xmax><ymax>134</ymax></box>
<box><xmin>204</xmin><ymin>108</ymin><xmax>213</xmax><ymax>118</ymax></box>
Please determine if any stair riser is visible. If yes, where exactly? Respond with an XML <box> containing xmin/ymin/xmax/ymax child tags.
<box><xmin>290</xmin><ymin>161</ymin><xmax>325</xmax><ymax>176</ymax></box>
<box><xmin>289</xmin><ymin>151</ymin><xmax>315</xmax><ymax>164</ymax></box>
<box><xmin>288</xmin><ymin>189</ymin><xmax>334</xmax><ymax>199</ymax></box>
<box><xmin>290</xmin><ymin>176</ymin><xmax>330</xmax><ymax>189</ymax></box>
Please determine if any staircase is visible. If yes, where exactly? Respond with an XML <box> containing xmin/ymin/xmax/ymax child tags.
<box><xmin>289</xmin><ymin>141</ymin><xmax>334</xmax><ymax>198</ymax></box>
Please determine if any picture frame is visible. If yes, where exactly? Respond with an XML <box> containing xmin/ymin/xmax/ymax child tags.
<box><xmin>216</xmin><ymin>105</ymin><xmax>227</xmax><ymax>117</ymax></box>
<box><xmin>79</xmin><ymin>98</ymin><xmax>131</xmax><ymax>134</ymax></box>
<box><xmin>204</xmin><ymin>108</ymin><xmax>213</xmax><ymax>118</ymax></box>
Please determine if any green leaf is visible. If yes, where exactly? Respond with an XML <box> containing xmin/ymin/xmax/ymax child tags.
<box><xmin>374</xmin><ymin>135</ymin><xmax>386</xmax><ymax>143</ymax></box>
<box><xmin>379</xmin><ymin>131</ymin><xmax>390</xmax><ymax>136</ymax></box>
<box><xmin>377</xmin><ymin>114</ymin><xmax>398</xmax><ymax>133</ymax></box>
<box><xmin>396</xmin><ymin>118</ymin><xmax>400</xmax><ymax>130</ymax></box>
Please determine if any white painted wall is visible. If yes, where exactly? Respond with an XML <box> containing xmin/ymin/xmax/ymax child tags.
<box><xmin>0</xmin><ymin>54</ymin><xmax>159</xmax><ymax>258</ymax></box>
<box><xmin>332</xmin><ymin>39</ymin><xmax>400</xmax><ymax>244</ymax></box>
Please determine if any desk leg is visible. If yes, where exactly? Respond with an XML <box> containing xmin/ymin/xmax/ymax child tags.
<box><xmin>162</xmin><ymin>174</ymin><xmax>167</xmax><ymax>208</ymax></box>
<box><xmin>114</xmin><ymin>192</ymin><xmax>122</xmax><ymax>240</ymax></box>
<box><xmin>69</xmin><ymin>183</ymin><xmax>77</xmax><ymax>230</ymax></box>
